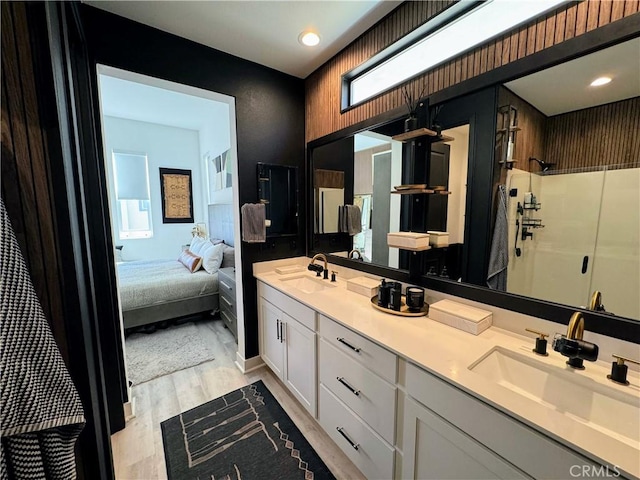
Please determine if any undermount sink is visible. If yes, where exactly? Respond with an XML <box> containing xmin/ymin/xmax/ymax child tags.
<box><xmin>469</xmin><ymin>347</ymin><xmax>640</xmax><ymax>447</ymax></box>
<box><xmin>280</xmin><ymin>274</ymin><xmax>337</xmax><ymax>294</ymax></box>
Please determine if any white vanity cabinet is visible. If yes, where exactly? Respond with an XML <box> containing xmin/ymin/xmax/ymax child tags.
<box><xmin>403</xmin><ymin>362</ymin><xmax>602</xmax><ymax>480</ymax></box>
<box><xmin>258</xmin><ymin>281</ymin><xmax>317</xmax><ymax>416</ymax></box>
<box><xmin>254</xmin><ymin>273</ymin><xmax>629</xmax><ymax>480</ymax></box>
<box><xmin>317</xmin><ymin>314</ymin><xmax>397</xmax><ymax>480</ymax></box>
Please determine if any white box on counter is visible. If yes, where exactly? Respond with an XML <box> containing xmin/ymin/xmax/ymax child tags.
<box><xmin>427</xmin><ymin>231</ymin><xmax>449</xmax><ymax>247</ymax></box>
<box><xmin>387</xmin><ymin>232</ymin><xmax>430</xmax><ymax>250</ymax></box>
<box><xmin>347</xmin><ymin>276</ymin><xmax>380</xmax><ymax>297</ymax></box>
<box><xmin>428</xmin><ymin>299</ymin><xmax>492</xmax><ymax>335</ymax></box>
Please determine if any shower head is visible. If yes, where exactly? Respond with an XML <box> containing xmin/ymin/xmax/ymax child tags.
<box><xmin>529</xmin><ymin>157</ymin><xmax>556</xmax><ymax>172</ymax></box>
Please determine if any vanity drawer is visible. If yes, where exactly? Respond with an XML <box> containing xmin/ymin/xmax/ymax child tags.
<box><xmin>319</xmin><ymin>314</ymin><xmax>397</xmax><ymax>383</ymax></box>
<box><xmin>258</xmin><ymin>282</ymin><xmax>316</xmax><ymax>330</ymax></box>
<box><xmin>318</xmin><ymin>384</ymin><xmax>394</xmax><ymax>480</ymax></box>
<box><xmin>319</xmin><ymin>338</ymin><xmax>396</xmax><ymax>443</ymax></box>
<box><xmin>221</xmin><ymin>309</ymin><xmax>237</xmax><ymax>338</ymax></box>
<box><xmin>220</xmin><ymin>288</ymin><xmax>237</xmax><ymax>318</ymax></box>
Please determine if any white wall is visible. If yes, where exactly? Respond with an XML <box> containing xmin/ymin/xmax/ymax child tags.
<box><xmin>388</xmin><ymin>140</ymin><xmax>403</xmax><ymax>268</ymax></box>
<box><xmin>199</xmin><ymin>112</ymin><xmax>232</xmax><ymax>205</ymax></box>
<box><xmin>104</xmin><ymin>116</ymin><xmax>205</xmax><ymax>260</ymax></box>
<box><xmin>506</xmin><ymin>169</ymin><xmax>542</xmax><ymax>296</ymax></box>
<box><xmin>443</xmin><ymin>125</ymin><xmax>469</xmax><ymax>244</ymax></box>
<box><xmin>590</xmin><ymin>168</ymin><xmax>640</xmax><ymax>319</ymax></box>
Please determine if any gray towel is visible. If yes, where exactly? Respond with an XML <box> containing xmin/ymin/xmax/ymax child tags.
<box><xmin>1</xmin><ymin>198</ymin><xmax>85</xmax><ymax>479</ymax></box>
<box><xmin>487</xmin><ymin>185</ymin><xmax>508</xmax><ymax>290</ymax></box>
<box><xmin>346</xmin><ymin>204</ymin><xmax>362</xmax><ymax>236</ymax></box>
<box><xmin>241</xmin><ymin>203</ymin><xmax>266</xmax><ymax>243</ymax></box>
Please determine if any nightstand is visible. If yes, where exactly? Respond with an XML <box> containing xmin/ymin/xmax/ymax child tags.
<box><xmin>218</xmin><ymin>267</ymin><xmax>237</xmax><ymax>340</ymax></box>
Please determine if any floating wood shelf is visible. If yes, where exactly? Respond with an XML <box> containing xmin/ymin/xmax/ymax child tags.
<box><xmin>497</xmin><ymin>127</ymin><xmax>522</xmax><ymax>133</ymax></box>
<box><xmin>392</xmin><ymin>128</ymin><xmax>455</xmax><ymax>143</ymax></box>
<box><xmin>391</xmin><ymin>189</ymin><xmax>452</xmax><ymax>195</ymax></box>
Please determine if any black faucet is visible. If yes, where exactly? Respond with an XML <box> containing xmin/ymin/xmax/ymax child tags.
<box><xmin>308</xmin><ymin>253</ymin><xmax>329</xmax><ymax>279</ymax></box>
<box><xmin>552</xmin><ymin>312</ymin><xmax>599</xmax><ymax>369</ymax></box>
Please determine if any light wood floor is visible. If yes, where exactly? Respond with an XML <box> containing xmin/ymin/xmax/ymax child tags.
<box><xmin>111</xmin><ymin>319</ymin><xmax>366</xmax><ymax>480</ymax></box>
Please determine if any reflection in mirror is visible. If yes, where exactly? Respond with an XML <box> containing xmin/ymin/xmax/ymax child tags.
<box><xmin>257</xmin><ymin>163</ymin><xmax>298</xmax><ymax>237</ymax></box>
<box><xmin>309</xmin><ymin>35</ymin><xmax>639</xmax><ymax>332</ymax></box>
<box><xmin>495</xmin><ymin>37</ymin><xmax>639</xmax><ymax>320</ymax></box>
<box><xmin>320</xmin><ymin>126</ymin><xmax>471</xmax><ymax>280</ymax></box>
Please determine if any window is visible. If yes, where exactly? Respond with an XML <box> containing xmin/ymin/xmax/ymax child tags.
<box><xmin>347</xmin><ymin>0</ymin><xmax>568</xmax><ymax>107</ymax></box>
<box><xmin>112</xmin><ymin>151</ymin><xmax>153</xmax><ymax>239</ymax></box>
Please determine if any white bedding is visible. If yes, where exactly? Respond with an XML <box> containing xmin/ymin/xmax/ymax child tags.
<box><xmin>117</xmin><ymin>259</ymin><xmax>218</xmax><ymax>311</ymax></box>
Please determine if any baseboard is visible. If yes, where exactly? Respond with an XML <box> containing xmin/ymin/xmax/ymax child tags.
<box><xmin>235</xmin><ymin>352</ymin><xmax>264</xmax><ymax>373</ymax></box>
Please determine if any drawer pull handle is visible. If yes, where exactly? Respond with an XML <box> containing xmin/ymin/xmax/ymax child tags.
<box><xmin>220</xmin><ymin>281</ymin><xmax>232</xmax><ymax>291</ymax></box>
<box><xmin>336</xmin><ymin>427</ymin><xmax>359</xmax><ymax>450</ymax></box>
<box><xmin>222</xmin><ymin>296</ymin><xmax>233</xmax><ymax>307</ymax></box>
<box><xmin>337</xmin><ymin>377</ymin><xmax>360</xmax><ymax>396</ymax></box>
<box><xmin>337</xmin><ymin>337</ymin><xmax>361</xmax><ymax>353</ymax></box>
<box><xmin>279</xmin><ymin>320</ymin><xmax>285</xmax><ymax>343</ymax></box>
<box><xmin>276</xmin><ymin>319</ymin><xmax>280</xmax><ymax>340</ymax></box>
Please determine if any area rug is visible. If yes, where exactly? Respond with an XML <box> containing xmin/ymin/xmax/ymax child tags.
<box><xmin>161</xmin><ymin>380</ymin><xmax>335</xmax><ymax>480</ymax></box>
<box><xmin>125</xmin><ymin>322</ymin><xmax>216</xmax><ymax>385</ymax></box>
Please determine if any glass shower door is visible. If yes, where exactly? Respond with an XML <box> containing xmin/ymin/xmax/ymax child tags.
<box><xmin>530</xmin><ymin>170</ymin><xmax>605</xmax><ymax>309</ymax></box>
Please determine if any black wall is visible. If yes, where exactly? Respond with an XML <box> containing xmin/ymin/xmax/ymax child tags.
<box><xmin>79</xmin><ymin>5</ymin><xmax>306</xmax><ymax>358</ymax></box>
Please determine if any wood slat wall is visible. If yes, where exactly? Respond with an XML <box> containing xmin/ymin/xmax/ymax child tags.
<box><xmin>498</xmin><ymin>87</ymin><xmax>547</xmax><ymax>176</ymax></box>
<box><xmin>305</xmin><ymin>0</ymin><xmax>640</xmax><ymax>143</ymax></box>
<box><xmin>1</xmin><ymin>2</ymin><xmax>69</xmax><ymax>362</ymax></box>
<box><xmin>545</xmin><ymin>96</ymin><xmax>640</xmax><ymax>171</ymax></box>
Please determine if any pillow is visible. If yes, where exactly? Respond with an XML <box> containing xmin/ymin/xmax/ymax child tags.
<box><xmin>178</xmin><ymin>250</ymin><xmax>203</xmax><ymax>273</ymax></box>
<box><xmin>188</xmin><ymin>235</ymin><xmax>207</xmax><ymax>256</ymax></box>
<box><xmin>221</xmin><ymin>245</ymin><xmax>235</xmax><ymax>268</ymax></box>
<box><xmin>210</xmin><ymin>238</ymin><xmax>224</xmax><ymax>245</ymax></box>
<box><xmin>200</xmin><ymin>242</ymin><xmax>225</xmax><ymax>274</ymax></box>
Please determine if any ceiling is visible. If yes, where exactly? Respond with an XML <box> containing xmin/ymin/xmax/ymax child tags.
<box><xmin>505</xmin><ymin>37</ymin><xmax>640</xmax><ymax>116</ymax></box>
<box><xmin>83</xmin><ymin>0</ymin><xmax>401</xmax><ymax>79</ymax></box>
<box><xmin>98</xmin><ymin>73</ymin><xmax>229</xmax><ymax>131</ymax></box>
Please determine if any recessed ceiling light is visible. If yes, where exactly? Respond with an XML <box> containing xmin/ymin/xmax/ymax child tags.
<box><xmin>590</xmin><ymin>76</ymin><xmax>612</xmax><ymax>87</ymax></box>
<box><xmin>299</xmin><ymin>31</ymin><xmax>320</xmax><ymax>47</ymax></box>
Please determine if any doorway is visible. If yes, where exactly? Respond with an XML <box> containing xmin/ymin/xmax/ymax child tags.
<box><xmin>95</xmin><ymin>65</ymin><xmax>244</xmax><ymax>411</ymax></box>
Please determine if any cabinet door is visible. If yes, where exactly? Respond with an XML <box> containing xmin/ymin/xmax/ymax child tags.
<box><xmin>259</xmin><ymin>298</ymin><xmax>284</xmax><ymax>379</ymax></box>
<box><xmin>402</xmin><ymin>397</ymin><xmax>528</xmax><ymax>480</ymax></box>
<box><xmin>283</xmin><ymin>313</ymin><xmax>317</xmax><ymax>417</ymax></box>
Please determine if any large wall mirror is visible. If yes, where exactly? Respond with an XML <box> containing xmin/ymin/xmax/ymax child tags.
<box><xmin>307</xmin><ymin>29</ymin><xmax>640</xmax><ymax>341</ymax></box>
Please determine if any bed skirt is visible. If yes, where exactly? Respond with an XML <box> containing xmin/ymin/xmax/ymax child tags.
<box><xmin>123</xmin><ymin>294</ymin><xmax>219</xmax><ymax>330</ymax></box>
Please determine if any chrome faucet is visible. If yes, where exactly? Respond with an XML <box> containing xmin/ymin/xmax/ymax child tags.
<box><xmin>308</xmin><ymin>253</ymin><xmax>329</xmax><ymax>279</ymax></box>
<box><xmin>552</xmin><ymin>312</ymin><xmax>599</xmax><ymax>369</ymax></box>
<box><xmin>348</xmin><ymin>249</ymin><xmax>362</xmax><ymax>260</ymax></box>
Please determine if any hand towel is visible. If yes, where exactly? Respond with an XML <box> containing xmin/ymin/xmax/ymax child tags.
<box><xmin>487</xmin><ymin>185</ymin><xmax>508</xmax><ymax>290</ymax></box>
<box><xmin>1</xmin><ymin>198</ymin><xmax>85</xmax><ymax>479</ymax></box>
<box><xmin>346</xmin><ymin>205</ymin><xmax>362</xmax><ymax>236</ymax></box>
<box><xmin>241</xmin><ymin>203</ymin><xmax>266</xmax><ymax>243</ymax></box>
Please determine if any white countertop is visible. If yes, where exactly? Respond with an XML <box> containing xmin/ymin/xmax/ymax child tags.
<box><xmin>254</xmin><ymin>265</ymin><xmax>640</xmax><ymax>479</ymax></box>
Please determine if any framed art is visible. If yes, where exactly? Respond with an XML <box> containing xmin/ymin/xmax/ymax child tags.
<box><xmin>159</xmin><ymin>167</ymin><xmax>194</xmax><ymax>223</ymax></box>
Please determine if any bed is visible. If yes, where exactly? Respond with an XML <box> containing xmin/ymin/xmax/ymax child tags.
<box><xmin>118</xmin><ymin>204</ymin><xmax>235</xmax><ymax>330</ymax></box>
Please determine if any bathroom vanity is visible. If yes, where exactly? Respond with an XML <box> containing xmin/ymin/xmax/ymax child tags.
<box><xmin>255</xmin><ymin>260</ymin><xmax>640</xmax><ymax>480</ymax></box>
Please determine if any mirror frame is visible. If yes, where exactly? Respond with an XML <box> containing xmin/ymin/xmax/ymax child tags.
<box><xmin>306</xmin><ymin>15</ymin><xmax>640</xmax><ymax>343</ymax></box>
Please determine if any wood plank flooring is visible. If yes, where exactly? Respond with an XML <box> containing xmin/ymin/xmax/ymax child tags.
<box><xmin>111</xmin><ymin>319</ymin><xmax>366</xmax><ymax>480</ymax></box>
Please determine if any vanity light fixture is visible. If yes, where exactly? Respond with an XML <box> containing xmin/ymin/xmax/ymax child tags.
<box><xmin>590</xmin><ymin>76</ymin><xmax>612</xmax><ymax>87</ymax></box>
<box><xmin>299</xmin><ymin>31</ymin><xmax>320</xmax><ymax>47</ymax></box>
